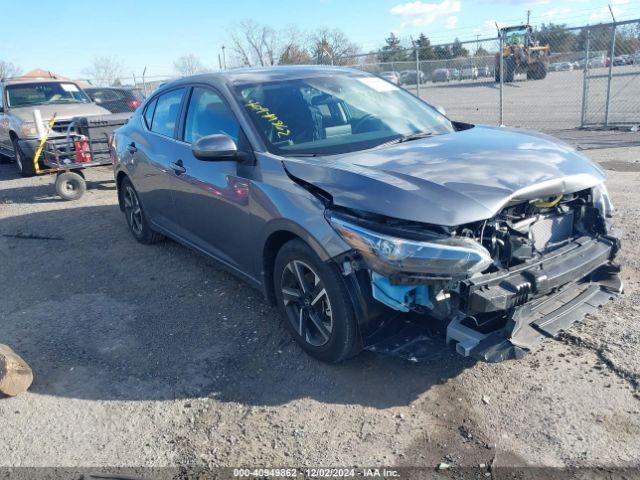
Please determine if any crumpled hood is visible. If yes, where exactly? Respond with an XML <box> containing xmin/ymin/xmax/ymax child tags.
<box><xmin>283</xmin><ymin>125</ymin><xmax>606</xmax><ymax>226</ymax></box>
<box><xmin>11</xmin><ymin>103</ymin><xmax>110</xmax><ymax>122</ymax></box>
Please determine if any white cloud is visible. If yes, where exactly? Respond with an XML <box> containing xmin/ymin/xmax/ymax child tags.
<box><xmin>445</xmin><ymin>15</ymin><xmax>458</xmax><ymax>29</ymax></box>
<box><xmin>540</xmin><ymin>7</ymin><xmax>572</xmax><ymax>18</ymax></box>
<box><xmin>589</xmin><ymin>5</ymin><xmax>624</xmax><ymax>22</ymax></box>
<box><xmin>611</xmin><ymin>0</ymin><xmax>629</xmax><ymax>5</ymax></box>
<box><xmin>390</xmin><ymin>0</ymin><xmax>462</xmax><ymax>28</ymax></box>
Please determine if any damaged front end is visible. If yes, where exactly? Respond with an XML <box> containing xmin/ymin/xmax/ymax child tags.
<box><xmin>326</xmin><ymin>183</ymin><xmax>622</xmax><ymax>363</ymax></box>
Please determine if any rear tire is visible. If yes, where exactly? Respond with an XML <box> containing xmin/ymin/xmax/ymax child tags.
<box><xmin>12</xmin><ymin>137</ymin><xmax>36</xmax><ymax>177</ymax></box>
<box><xmin>55</xmin><ymin>172</ymin><xmax>86</xmax><ymax>201</ymax></box>
<box><xmin>273</xmin><ymin>239</ymin><xmax>360</xmax><ymax>363</ymax></box>
<box><xmin>120</xmin><ymin>177</ymin><xmax>163</xmax><ymax>244</ymax></box>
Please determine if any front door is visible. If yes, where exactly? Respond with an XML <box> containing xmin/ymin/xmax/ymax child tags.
<box><xmin>169</xmin><ymin>86</ymin><xmax>253</xmax><ymax>275</ymax></box>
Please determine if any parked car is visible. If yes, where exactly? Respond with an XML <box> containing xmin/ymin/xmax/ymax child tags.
<box><xmin>550</xmin><ymin>62</ymin><xmax>574</xmax><ymax>72</ymax></box>
<box><xmin>431</xmin><ymin>68</ymin><xmax>450</xmax><ymax>82</ymax></box>
<box><xmin>0</xmin><ymin>78</ymin><xmax>110</xmax><ymax>176</ymax></box>
<box><xmin>112</xmin><ymin>66</ymin><xmax>620</xmax><ymax>364</ymax></box>
<box><xmin>479</xmin><ymin>65</ymin><xmax>491</xmax><ymax>77</ymax></box>
<box><xmin>85</xmin><ymin>87</ymin><xmax>145</xmax><ymax>113</ymax></box>
<box><xmin>460</xmin><ymin>65</ymin><xmax>479</xmax><ymax>80</ymax></box>
<box><xmin>399</xmin><ymin>70</ymin><xmax>425</xmax><ymax>85</ymax></box>
<box><xmin>378</xmin><ymin>71</ymin><xmax>401</xmax><ymax>85</ymax></box>
<box><xmin>450</xmin><ymin>68</ymin><xmax>461</xmax><ymax>80</ymax></box>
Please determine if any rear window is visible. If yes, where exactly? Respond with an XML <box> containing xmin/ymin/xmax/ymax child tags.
<box><xmin>143</xmin><ymin>97</ymin><xmax>157</xmax><ymax>129</ymax></box>
<box><xmin>149</xmin><ymin>88</ymin><xmax>185</xmax><ymax>137</ymax></box>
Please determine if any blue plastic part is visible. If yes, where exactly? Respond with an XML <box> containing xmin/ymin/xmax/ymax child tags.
<box><xmin>371</xmin><ymin>272</ymin><xmax>431</xmax><ymax>312</ymax></box>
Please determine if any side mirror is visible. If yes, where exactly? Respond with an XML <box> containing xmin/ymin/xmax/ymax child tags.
<box><xmin>432</xmin><ymin>104</ymin><xmax>447</xmax><ymax>116</ymax></box>
<box><xmin>93</xmin><ymin>98</ymin><xmax>103</xmax><ymax>105</ymax></box>
<box><xmin>192</xmin><ymin>134</ymin><xmax>240</xmax><ymax>161</ymax></box>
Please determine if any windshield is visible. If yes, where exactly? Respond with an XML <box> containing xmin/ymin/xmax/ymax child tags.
<box><xmin>235</xmin><ymin>74</ymin><xmax>454</xmax><ymax>156</ymax></box>
<box><xmin>6</xmin><ymin>82</ymin><xmax>91</xmax><ymax>107</ymax></box>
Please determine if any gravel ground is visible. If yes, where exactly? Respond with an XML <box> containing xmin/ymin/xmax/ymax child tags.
<box><xmin>0</xmin><ymin>144</ymin><xmax>639</xmax><ymax>477</ymax></box>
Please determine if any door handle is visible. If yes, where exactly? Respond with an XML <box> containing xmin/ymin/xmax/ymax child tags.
<box><xmin>170</xmin><ymin>159</ymin><xmax>186</xmax><ymax>174</ymax></box>
<box><xmin>128</xmin><ymin>142</ymin><xmax>137</xmax><ymax>154</ymax></box>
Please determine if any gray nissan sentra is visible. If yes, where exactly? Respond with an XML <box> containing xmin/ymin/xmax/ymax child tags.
<box><xmin>111</xmin><ymin>66</ymin><xmax>621</xmax><ymax>363</ymax></box>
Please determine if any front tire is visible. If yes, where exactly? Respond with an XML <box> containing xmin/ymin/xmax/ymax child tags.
<box><xmin>273</xmin><ymin>239</ymin><xmax>360</xmax><ymax>363</ymax></box>
<box><xmin>120</xmin><ymin>177</ymin><xmax>163</xmax><ymax>244</ymax></box>
<box><xmin>12</xmin><ymin>138</ymin><xmax>36</xmax><ymax>177</ymax></box>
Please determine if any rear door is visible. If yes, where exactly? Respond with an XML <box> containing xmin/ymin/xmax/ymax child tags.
<box><xmin>167</xmin><ymin>85</ymin><xmax>253</xmax><ymax>274</ymax></box>
<box><xmin>129</xmin><ymin>87</ymin><xmax>186</xmax><ymax>232</ymax></box>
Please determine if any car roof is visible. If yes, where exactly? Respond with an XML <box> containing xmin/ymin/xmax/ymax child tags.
<box><xmin>2</xmin><ymin>78</ymin><xmax>81</xmax><ymax>86</ymax></box>
<box><xmin>159</xmin><ymin>66</ymin><xmax>370</xmax><ymax>92</ymax></box>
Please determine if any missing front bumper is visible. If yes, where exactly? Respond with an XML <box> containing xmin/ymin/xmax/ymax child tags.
<box><xmin>363</xmin><ymin>232</ymin><xmax>621</xmax><ymax>363</ymax></box>
<box><xmin>446</xmin><ymin>263</ymin><xmax>622</xmax><ymax>362</ymax></box>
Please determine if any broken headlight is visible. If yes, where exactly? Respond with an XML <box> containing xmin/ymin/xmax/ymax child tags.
<box><xmin>328</xmin><ymin>214</ymin><xmax>492</xmax><ymax>279</ymax></box>
<box><xmin>592</xmin><ymin>182</ymin><xmax>613</xmax><ymax>219</ymax></box>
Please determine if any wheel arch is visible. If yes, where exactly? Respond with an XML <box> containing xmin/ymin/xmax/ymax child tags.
<box><xmin>261</xmin><ymin>219</ymin><xmax>344</xmax><ymax>306</ymax></box>
<box><xmin>115</xmin><ymin>170</ymin><xmax>128</xmax><ymax>211</ymax></box>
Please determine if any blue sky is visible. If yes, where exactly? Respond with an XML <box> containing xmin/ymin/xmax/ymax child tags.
<box><xmin>1</xmin><ymin>0</ymin><xmax>638</xmax><ymax>79</ymax></box>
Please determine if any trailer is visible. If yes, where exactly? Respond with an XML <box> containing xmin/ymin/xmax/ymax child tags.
<box><xmin>34</xmin><ymin>113</ymin><xmax>130</xmax><ymax>200</ymax></box>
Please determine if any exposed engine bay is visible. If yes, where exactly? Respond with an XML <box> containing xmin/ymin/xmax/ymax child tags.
<box><xmin>325</xmin><ymin>184</ymin><xmax>621</xmax><ymax>362</ymax></box>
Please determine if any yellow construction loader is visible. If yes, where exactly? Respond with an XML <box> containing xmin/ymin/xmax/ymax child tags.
<box><xmin>495</xmin><ymin>25</ymin><xmax>550</xmax><ymax>82</ymax></box>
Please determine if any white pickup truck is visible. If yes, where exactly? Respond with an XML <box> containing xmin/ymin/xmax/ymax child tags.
<box><xmin>0</xmin><ymin>78</ymin><xmax>110</xmax><ymax>176</ymax></box>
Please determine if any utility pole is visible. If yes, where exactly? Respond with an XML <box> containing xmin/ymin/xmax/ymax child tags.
<box><xmin>526</xmin><ymin>9</ymin><xmax>530</xmax><ymax>24</ymax></box>
<box><xmin>476</xmin><ymin>34</ymin><xmax>480</xmax><ymax>55</ymax></box>
<box><xmin>221</xmin><ymin>45</ymin><xmax>227</xmax><ymax>70</ymax></box>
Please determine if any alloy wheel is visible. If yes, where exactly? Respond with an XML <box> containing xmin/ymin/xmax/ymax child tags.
<box><xmin>280</xmin><ymin>260</ymin><xmax>333</xmax><ymax>347</ymax></box>
<box><xmin>123</xmin><ymin>185</ymin><xmax>143</xmax><ymax>236</ymax></box>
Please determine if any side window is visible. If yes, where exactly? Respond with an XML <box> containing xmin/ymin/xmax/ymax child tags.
<box><xmin>150</xmin><ymin>88</ymin><xmax>185</xmax><ymax>137</ymax></box>
<box><xmin>183</xmin><ymin>87</ymin><xmax>239</xmax><ymax>144</ymax></box>
<box><xmin>143</xmin><ymin>97</ymin><xmax>157</xmax><ymax>129</ymax></box>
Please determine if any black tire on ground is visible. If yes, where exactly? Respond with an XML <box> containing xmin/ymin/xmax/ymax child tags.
<box><xmin>527</xmin><ymin>61</ymin><xmax>547</xmax><ymax>80</ymax></box>
<box><xmin>55</xmin><ymin>172</ymin><xmax>86</xmax><ymax>201</ymax></box>
<box><xmin>120</xmin><ymin>176</ymin><xmax>163</xmax><ymax>244</ymax></box>
<box><xmin>12</xmin><ymin>137</ymin><xmax>36</xmax><ymax>177</ymax></box>
<box><xmin>273</xmin><ymin>239</ymin><xmax>361</xmax><ymax>363</ymax></box>
<box><xmin>504</xmin><ymin>57</ymin><xmax>516</xmax><ymax>82</ymax></box>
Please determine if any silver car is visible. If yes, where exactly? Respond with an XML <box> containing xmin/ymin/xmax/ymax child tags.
<box><xmin>0</xmin><ymin>78</ymin><xmax>109</xmax><ymax>176</ymax></box>
<box><xmin>112</xmin><ymin>67</ymin><xmax>620</xmax><ymax>364</ymax></box>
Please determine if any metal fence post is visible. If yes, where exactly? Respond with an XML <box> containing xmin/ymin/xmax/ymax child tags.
<box><xmin>499</xmin><ymin>34</ymin><xmax>504</xmax><ymax>126</ymax></box>
<box><xmin>580</xmin><ymin>28</ymin><xmax>590</xmax><ymax>128</ymax></box>
<box><xmin>415</xmin><ymin>47</ymin><xmax>421</xmax><ymax>98</ymax></box>
<box><xmin>604</xmin><ymin>23</ymin><xmax>616</xmax><ymax>127</ymax></box>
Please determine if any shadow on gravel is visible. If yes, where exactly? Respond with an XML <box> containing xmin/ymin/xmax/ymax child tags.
<box><xmin>0</xmin><ymin>205</ymin><xmax>472</xmax><ymax>408</ymax></box>
<box><xmin>0</xmin><ymin>180</ymin><xmax>116</xmax><ymax>204</ymax></box>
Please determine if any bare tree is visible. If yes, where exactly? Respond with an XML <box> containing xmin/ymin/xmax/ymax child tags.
<box><xmin>0</xmin><ymin>60</ymin><xmax>21</xmax><ymax>79</ymax></box>
<box><xmin>309</xmin><ymin>28</ymin><xmax>359</xmax><ymax>65</ymax></box>
<box><xmin>82</xmin><ymin>57</ymin><xmax>125</xmax><ymax>86</ymax></box>
<box><xmin>174</xmin><ymin>54</ymin><xmax>206</xmax><ymax>76</ymax></box>
<box><xmin>278</xmin><ymin>26</ymin><xmax>311</xmax><ymax>65</ymax></box>
<box><xmin>229</xmin><ymin>20</ymin><xmax>280</xmax><ymax>67</ymax></box>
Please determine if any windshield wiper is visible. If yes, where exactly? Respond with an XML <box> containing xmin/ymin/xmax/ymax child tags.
<box><xmin>375</xmin><ymin>131</ymin><xmax>434</xmax><ymax>149</ymax></box>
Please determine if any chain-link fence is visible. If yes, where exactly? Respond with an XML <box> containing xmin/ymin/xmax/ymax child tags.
<box><xmin>83</xmin><ymin>19</ymin><xmax>640</xmax><ymax>134</ymax></box>
<box><xmin>340</xmin><ymin>19</ymin><xmax>640</xmax><ymax>133</ymax></box>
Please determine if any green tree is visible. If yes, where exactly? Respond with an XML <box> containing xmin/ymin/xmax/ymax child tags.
<box><xmin>379</xmin><ymin>33</ymin><xmax>408</xmax><ymax>62</ymax></box>
<box><xmin>415</xmin><ymin>33</ymin><xmax>436</xmax><ymax>60</ymax></box>
<box><xmin>451</xmin><ymin>38</ymin><xmax>469</xmax><ymax>58</ymax></box>
<box><xmin>434</xmin><ymin>44</ymin><xmax>452</xmax><ymax>60</ymax></box>
<box><xmin>535</xmin><ymin>23</ymin><xmax>577</xmax><ymax>53</ymax></box>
